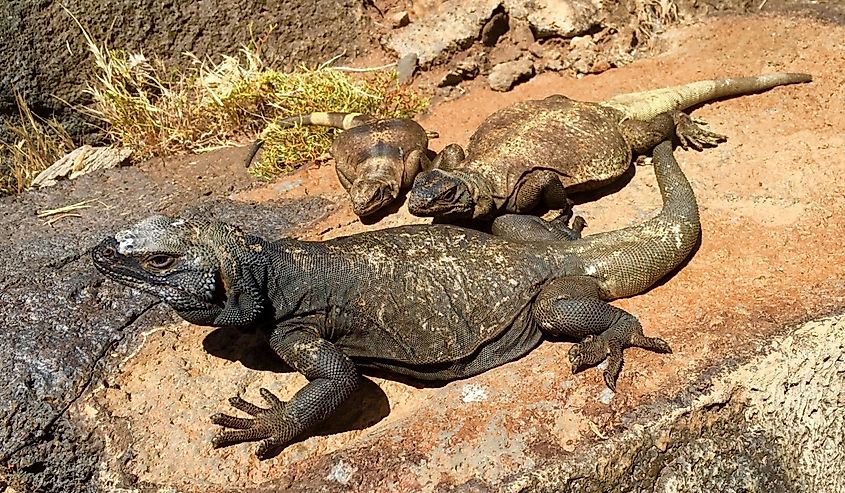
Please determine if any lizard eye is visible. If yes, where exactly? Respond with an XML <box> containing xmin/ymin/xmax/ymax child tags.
<box><xmin>145</xmin><ymin>254</ymin><xmax>176</xmax><ymax>271</ymax></box>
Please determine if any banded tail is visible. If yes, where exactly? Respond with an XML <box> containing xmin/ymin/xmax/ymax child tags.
<box><xmin>243</xmin><ymin>112</ymin><xmax>371</xmax><ymax>168</ymax></box>
<box><xmin>600</xmin><ymin>72</ymin><xmax>812</xmax><ymax>121</ymax></box>
<box><xmin>277</xmin><ymin>112</ymin><xmax>371</xmax><ymax>130</ymax></box>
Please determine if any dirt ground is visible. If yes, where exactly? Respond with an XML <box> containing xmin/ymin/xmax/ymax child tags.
<box><xmin>76</xmin><ymin>11</ymin><xmax>845</xmax><ymax>493</ymax></box>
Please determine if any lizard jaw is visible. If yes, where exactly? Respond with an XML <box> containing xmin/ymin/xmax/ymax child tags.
<box><xmin>407</xmin><ymin>170</ymin><xmax>476</xmax><ymax>217</ymax></box>
<box><xmin>349</xmin><ymin>179</ymin><xmax>398</xmax><ymax>217</ymax></box>
<box><xmin>92</xmin><ymin>236</ymin><xmax>223</xmax><ymax>314</ymax></box>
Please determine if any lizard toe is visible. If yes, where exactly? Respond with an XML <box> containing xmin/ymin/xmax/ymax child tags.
<box><xmin>212</xmin><ymin>428</ymin><xmax>272</xmax><ymax>449</ymax></box>
<box><xmin>210</xmin><ymin>412</ymin><xmax>255</xmax><ymax>429</ymax></box>
<box><xmin>260</xmin><ymin>387</ymin><xmax>286</xmax><ymax>409</ymax></box>
<box><xmin>602</xmin><ymin>345</ymin><xmax>624</xmax><ymax>391</ymax></box>
<box><xmin>568</xmin><ymin>335</ymin><xmax>609</xmax><ymax>373</ymax></box>
<box><xmin>229</xmin><ymin>395</ymin><xmax>267</xmax><ymax>416</ymax></box>
<box><xmin>571</xmin><ymin>216</ymin><xmax>587</xmax><ymax>233</ymax></box>
<box><xmin>256</xmin><ymin>436</ymin><xmax>285</xmax><ymax>460</ymax></box>
<box><xmin>645</xmin><ymin>337</ymin><xmax>672</xmax><ymax>354</ymax></box>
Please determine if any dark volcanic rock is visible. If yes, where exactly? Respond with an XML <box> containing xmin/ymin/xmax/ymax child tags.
<box><xmin>0</xmin><ymin>0</ymin><xmax>372</xmax><ymax>143</ymax></box>
<box><xmin>0</xmin><ymin>147</ymin><xmax>332</xmax><ymax>491</ymax></box>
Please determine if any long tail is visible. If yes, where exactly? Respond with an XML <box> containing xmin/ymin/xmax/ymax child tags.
<box><xmin>562</xmin><ymin>141</ymin><xmax>701</xmax><ymax>299</ymax></box>
<box><xmin>276</xmin><ymin>112</ymin><xmax>370</xmax><ymax>130</ymax></box>
<box><xmin>243</xmin><ymin>112</ymin><xmax>372</xmax><ymax>168</ymax></box>
<box><xmin>600</xmin><ymin>72</ymin><xmax>812</xmax><ymax>121</ymax></box>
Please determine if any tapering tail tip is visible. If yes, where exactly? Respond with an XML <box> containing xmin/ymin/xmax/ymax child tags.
<box><xmin>771</xmin><ymin>72</ymin><xmax>813</xmax><ymax>85</ymax></box>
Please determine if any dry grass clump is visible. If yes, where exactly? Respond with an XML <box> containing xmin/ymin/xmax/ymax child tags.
<box><xmin>0</xmin><ymin>93</ymin><xmax>74</xmax><ymax>195</ymax></box>
<box><xmin>0</xmin><ymin>13</ymin><xmax>428</xmax><ymax>195</ymax></box>
<box><xmin>78</xmin><ymin>21</ymin><xmax>428</xmax><ymax>179</ymax></box>
<box><xmin>248</xmin><ymin>69</ymin><xmax>428</xmax><ymax>178</ymax></box>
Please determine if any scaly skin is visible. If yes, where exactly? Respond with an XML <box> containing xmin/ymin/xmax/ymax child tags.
<box><xmin>408</xmin><ymin>72</ymin><xmax>812</xmax><ymax>221</ymax></box>
<box><xmin>245</xmin><ymin>112</ymin><xmax>436</xmax><ymax>217</ymax></box>
<box><xmin>92</xmin><ymin>141</ymin><xmax>696</xmax><ymax>459</ymax></box>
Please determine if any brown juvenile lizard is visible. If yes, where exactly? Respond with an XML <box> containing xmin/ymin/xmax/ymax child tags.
<box><xmin>245</xmin><ymin>112</ymin><xmax>436</xmax><ymax>217</ymax></box>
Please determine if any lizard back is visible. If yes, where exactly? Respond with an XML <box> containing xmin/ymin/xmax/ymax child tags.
<box><xmin>463</xmin><ymin>96</ymin><xmax>632</xmax><ymax>203</ymax></box>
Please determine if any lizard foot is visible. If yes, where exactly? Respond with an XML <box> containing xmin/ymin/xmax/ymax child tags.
<box><xmin>568</xmin><ymin>335</ymin><xmax>623</xmax><ymax>391</ymax></box>
<box><xmin>210</xmin><ymin>388</ymin><xmax>290</xmax><ymax>459</ymax></box>
<box><xmin>551</xmin><ymin>214</ymin><xmax>587</xmax><ymax>239</ymax></box>
<box><xmin>674</xmin><ymin>112</ymin><xmax>726</xmax><ymax>151</ymax></box>
<box><xmin>569</xmin><ymin>329</ymin><xmax>672</xmax><ymax>391</ymax></box>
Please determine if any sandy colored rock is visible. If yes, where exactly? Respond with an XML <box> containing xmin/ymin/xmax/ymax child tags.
<box><xmin>504</xmin><ymin>0</ymin><xmax>600</xmax><ymax>38</ymax></box>
<box><xmin>388</xmin><ymin>10</ymin><xmax>410</xmax><ymax>28</ymax></box>
<box><xmin>487</xmin><ymin>57</ymin><xmax>535</xmax><ymax>91</ymax></box>
<box><xmin>385</xmin><ymin>0</ymin><xmax>501</xmax><ymax>65</ymax></box>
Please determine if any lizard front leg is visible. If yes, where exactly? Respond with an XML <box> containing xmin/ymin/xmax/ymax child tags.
<box><xmin>401</xmin><ymin>148</ymin><xmax>433</xmax><ymax>188</ymax></box>
<box><xmin>510</xmin><ymin>169</ymin><xmax>571</xmax><ymax>214</ymax></box>
<box><xmin>532</xmin><ymin>276</ymin><xmax>671</xmax><ymax>390</ymax></box>
<box><xmin>430</xmin><ymin>143</ymin><xmax>466</xmax><ymax>170</ymax></box>
<box><xmin>210</xmin><ymin>326</ymin><xmax>359</xmax><ymax>459</ymax></box>
<box><xmin>491</xmin><ymin>212</ymin><xmax>586</xmax><ymax>241</ymax></box>
<box><xmin>619</xmin><ymin>111</ymin><xmax>726</xmax><ymax>154</ymax></box>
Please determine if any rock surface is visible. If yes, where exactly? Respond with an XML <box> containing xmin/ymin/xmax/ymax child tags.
<box><xmin>0</xmin><ymin>0</ymin><xmax>371</xmax><ymax>142</ymax></box>
<box><xmin>3</xmin><ymin>8</ymin><xmax>845</xmax><ymax>493</ymax></box>
<box><xmin>504</xmin><ymin>0</ymin><xmax>600</xmax><ymax>38</ymax></box>
<box><xmin>487</xmin><ymin>57</ymin><xmax>536</xmax><ymax>91</ymax></box>
<box><xmin>385</xmin><ymin>0</ymin><xmax>502</xmax><ymax>66</ymax></box>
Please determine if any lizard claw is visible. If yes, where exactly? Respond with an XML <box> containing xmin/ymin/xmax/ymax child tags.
<box><xmin>674</xmin><ymin>113</ymin><xmax>727</xmax><ymax>151</ymax></box>
<box><xmin>602</xmin><ymin>344</ymin><xmax>624</xmax><ymax>391</ymax></box>
<box><xmin>568</xmin><ymin>335</ymin><xmax>625</xmax><ymax>391</ymax></box>
<box><xmin>256</xmin><ymin>435</ymin><xmax>285</xmax><ymax>460</ymax></box>
<box><xmin>209</xmin><ymin>388</ymin><xmax>290</xmax><ymax>459</ymax></box>
<box><xmin>568</xmin><ymin>335</ymin><xmax>607</xmax><ymax>373</ymax></box>
<box><xmin>570</xmin><ymin>216</ymin><xmax>587</xmax><ymax>234</ymax></box>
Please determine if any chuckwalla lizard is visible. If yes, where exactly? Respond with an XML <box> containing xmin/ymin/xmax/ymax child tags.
<box><xmin>93</xmin><ymin>140</ymin><xmax>697</xmax><ymax>458</ymax></box>
<box><xmin>407</xmin><ymin>72</ymin><xmax>811</xmax><ymax>221</ymax></box>
<box><xmin>245</xmin><ymin>112</ymin><xmax>435</xmax><ymax>217</ymax></box>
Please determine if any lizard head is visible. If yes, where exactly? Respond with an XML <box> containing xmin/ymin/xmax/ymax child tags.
<box><xmin>408</xmin><ymin>169</ymin><xmax>477</xmax><ymax>218</ymax></box>
<box><xmin>92</xmin><ymin>215</ymin><xmax>267</xmax><ymax>327</ymax></box>
<box><xmin>349</xmin><ymin>177</ymin><xmax>399</xmax><ymax>217</ymax></box>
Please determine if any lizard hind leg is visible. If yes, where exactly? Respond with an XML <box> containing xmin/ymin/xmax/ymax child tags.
<box><xmin>619</xmin><ymin>110</ymin><xmax>726</xmax><ymax>155</ymax></box>
<box><xmin>532</xmin><ymin>276</ymin><xmax>671</xmax><ymax>390</ymax></box>
<box><xmin>512</xmin><ymin>169</ymin><xmax>571</xmax><ymax>214</ymax></box>
<box><xmin>672</xmin><ymin>112</ymin><xmax>726</xmax><ymax>151</ymax></box>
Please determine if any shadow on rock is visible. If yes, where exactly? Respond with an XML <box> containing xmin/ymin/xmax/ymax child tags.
<box><xmin>202</xmin><ymin>326</ymin><xmax>294</xmax><ymax>373</ymax></box>
<box><xmin>305</xmin><ymin>376</ymin><xmax>390</xmax><ymax>437</ymax></box>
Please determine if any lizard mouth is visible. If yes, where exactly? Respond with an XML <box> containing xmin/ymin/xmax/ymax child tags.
<box><xmin>92</xmin><ymin>237</ymin><xmax>146</xmax><ymax>284</ymax></box>
<box><xmin>92</xmin><ymin>237</ymin><xmax>226</xmax><ymax>309</ymax></box>
<box><xmin>351</xmin><ymin>183</ymin><xmax>395</xmax><ymax>217</ymax></box>
<box><xmin>407</xmin><ymin>191</ymin><xmax>475</xmax><ymax>217</ymax></box>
